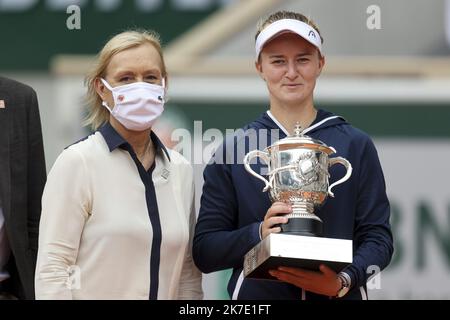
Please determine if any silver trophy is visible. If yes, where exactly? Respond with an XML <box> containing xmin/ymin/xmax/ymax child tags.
<box><xmin>243</xmin><ymin>124</ymin><xmax>353</xmax><ymax>279</ymax></box>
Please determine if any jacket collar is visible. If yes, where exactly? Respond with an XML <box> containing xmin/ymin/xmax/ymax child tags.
<box><xmin>99</xmin><ymin>122</ymin><xmax>171</xmax><ymax>161</ymax></box>
<box><xmin>253</xmin><ymin>109</ymin><xmax>347</xmax><ymax>136</ymax></box>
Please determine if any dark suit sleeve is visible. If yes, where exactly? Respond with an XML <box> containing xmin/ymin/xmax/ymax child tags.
<box><xmin>25</xmin><ymin>88</ymin><xmax>46</xmax><ymax>257</ymax></box>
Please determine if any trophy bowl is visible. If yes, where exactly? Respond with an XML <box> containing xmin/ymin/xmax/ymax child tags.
<box><xmin>243</xmin><ymin>124</ymin><xmax>352</xmax><ymax>237</ymax></box>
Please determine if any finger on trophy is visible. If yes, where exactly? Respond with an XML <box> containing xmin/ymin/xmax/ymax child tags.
<box><xmin>265</xmin><ymin>202</ymin><xmax>292</xmax><ymax>218</ymax></box>
<box><xmin>261</xmin><ymin>215</ymin><xmax>289</xmax><ymax>239</ymax></box>
<box><xmin>261</xmin><ymin>224</ymin><xmax>281</xmax><ymax>239</ymax></box>
<box><xmin>269</xmin><ymin>216</ymin><xmax>289</xmax><ymax>228</ymax></box>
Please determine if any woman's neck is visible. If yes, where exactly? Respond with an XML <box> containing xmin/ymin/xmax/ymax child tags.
<box><xmin>269</xmin><ymin>99</ymin><xmax>318</xmax><ymax>135</ymax></box>
<box><xmin>110</xmin><ymin>118</ymin><xmax>153</xmax><ymax>158</ymax></box>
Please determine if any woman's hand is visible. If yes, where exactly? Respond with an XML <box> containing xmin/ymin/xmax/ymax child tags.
<box><xmin>260</xmin><ymin>202</ymin><xmax>291</xmax><ymax>239</ymax></box>
<box><xmin>269</xmin><ymin>264</ymin><xmax>341</xmax><ymax>297</ymax></box>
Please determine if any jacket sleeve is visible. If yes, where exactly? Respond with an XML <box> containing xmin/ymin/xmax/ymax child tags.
<box><xmin>177</xmin><ymin>177</ymin><xmax>203</xmax><ymax>299</ymax></box>
<box><xmin>193</xmin><ymin>143</ymin><xmax>261</xmax><ymax>274</ymax></box>
<box><xmin>35</xmin><ymin>148</ymin><xmax>90</xmax><ymax>300</ymax></box>
<box><xmin>344</xmin><ymin>138</ymin><xmax>394</xmax><ymax>289</ymax></box>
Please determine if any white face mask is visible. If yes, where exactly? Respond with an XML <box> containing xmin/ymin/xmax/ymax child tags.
<box><xmin>101</xmin><ymin>78</ymin><xmax>165</xmax><ymax>131</ymax></box>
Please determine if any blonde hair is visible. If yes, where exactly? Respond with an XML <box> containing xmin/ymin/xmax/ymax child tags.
<box><xmin>84</xmin><ymin>29</ymin><xmax>167</xmax><ymax>130</ymax></box>
<box><xmin>255</xmin><ymin>11</ymin><xmax>323</xmax><ymax>44</ymax></box>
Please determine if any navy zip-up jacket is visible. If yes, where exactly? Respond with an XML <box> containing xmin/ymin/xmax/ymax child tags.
<box><xmin>193</xmin><ymin>109</ymin><xmax>393</xmax><ymax>300</ymax></box>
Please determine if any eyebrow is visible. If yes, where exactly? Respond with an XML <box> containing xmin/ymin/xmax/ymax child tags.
<box><xmin>113</xmin><ymin>68</ymin><xmax>161</xmax><ymax>76</ymax></box>
<box><xmin>268</xmin><ymin>52</ymin><xmax>313</xmax><ymax>59</ymax></box>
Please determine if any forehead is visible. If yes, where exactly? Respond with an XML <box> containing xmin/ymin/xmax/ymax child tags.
<box><xmin>106</xmin><ymin>43</ymin><xmax>162</xmax><ymax>74</ymax></box>
<box><xmin>262</xmin><ymin>32</ymin><xmax>317</xmax><ymax>55</ymax></box>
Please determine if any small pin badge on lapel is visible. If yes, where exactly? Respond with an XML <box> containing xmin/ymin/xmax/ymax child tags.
<box><xmin>161</xmin><ymin>168</ymin><xmax>170</xmax><ymax>180</ymax></box>
<box><xmin>0</xmin><ymin>100</ymin><xmax>5</xmax><ymax>109</ymax></box>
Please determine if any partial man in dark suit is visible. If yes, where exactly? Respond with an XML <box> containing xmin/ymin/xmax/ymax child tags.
<box><xmin>0</xmin><ymin>76</ymin><xmax>46</xmax><ymax>299</ymax></box>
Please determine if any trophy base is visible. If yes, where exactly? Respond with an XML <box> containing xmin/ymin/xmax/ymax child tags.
<box><xmin>244</xmin><ymin>233</ymin><xmax>352</xmax><ymax>280</ymax></box>
<box><xmin>280</xmin><ymin>217</ymin><xmax>323</xmax><ymax>237</ymax></box>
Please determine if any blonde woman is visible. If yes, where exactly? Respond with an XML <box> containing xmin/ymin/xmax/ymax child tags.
<box><xmin>35</xmin><ymin>30</ymin><xmax>203</xmax><ymax>300</ymax></box>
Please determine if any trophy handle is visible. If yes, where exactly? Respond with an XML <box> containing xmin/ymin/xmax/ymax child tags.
<box><xmin>243</xmin><ymin>150</ymin><xmax>271</xmax><ymax>192</ymax></box>
<box><xmin>328</xmin><ymin>157</ymin><xmax>353</xmax><ymax>198</ymax></box>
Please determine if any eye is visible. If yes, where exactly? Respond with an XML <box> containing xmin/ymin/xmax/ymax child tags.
<box><xmin>271</xmin><ymin>59</ymin><xmax>285</xmax><ymax>65</ymax></box>
<box><xmin>119</xmin><ymin>76</ymin><xmax>133</xmax><ymax>83</ymax></box>
<box><xmin>145</xmin><ymin>75</ymin><xmax>158</xmax><ymax>82</ymax></box>
<box><xmin>298</xmin><ymin>57</ymin><xmax>310</xmax><ymax>63</ymax></box>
